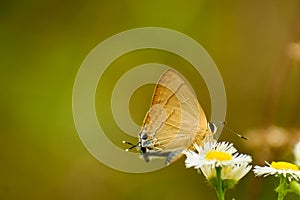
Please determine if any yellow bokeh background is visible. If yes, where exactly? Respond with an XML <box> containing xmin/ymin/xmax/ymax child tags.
<box><xmin>1</xmin><ymin>1</ymin><xmax>300</xmax><ymax>199</ymax></box>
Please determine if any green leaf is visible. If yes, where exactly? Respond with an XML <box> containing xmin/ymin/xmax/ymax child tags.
<box><xmin>290</xmin><ymin>181</ymin><xmax>300</xmax><ymax>195</ymax></box>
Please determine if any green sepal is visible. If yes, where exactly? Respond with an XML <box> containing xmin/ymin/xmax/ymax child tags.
<box><xmin>222</xmin><ymin>179</ymin><xmax>238</xmax><ymax>190</ymax></box>
<box><xmin>208</xmin><ymin>177</ymin><xmax>218</xmax><ymax>188</ymax></box>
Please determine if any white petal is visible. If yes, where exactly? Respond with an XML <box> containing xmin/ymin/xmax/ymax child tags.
<box><xmin>253</xmin><ymin>165</ymin><xmax>300</xmax><ymax>181</ymax></box>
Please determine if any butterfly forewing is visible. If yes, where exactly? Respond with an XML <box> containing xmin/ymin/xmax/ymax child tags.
<box><xmin>139</xmin><ymin>70</ymin><xmax>212</xmax><ymax>164</ymax></box>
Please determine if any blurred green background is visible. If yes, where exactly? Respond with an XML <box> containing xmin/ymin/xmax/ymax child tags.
<box><xmin>1</xmin><ymin>0</ymin><xmax>300</xmax><ymax>199</ymax></box>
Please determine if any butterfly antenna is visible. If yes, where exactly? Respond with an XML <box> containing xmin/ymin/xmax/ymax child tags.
<box><xmin>224</xmin><ymin>126</ymin><xmax>248</xmax><ymax>140</ymax></box>
<box><xmin>122</xmin><ymin>141</ymin><xmax>139</xmax><ymax>151</ymax></box>
<box><xmin>213</xmin><ymin>121</ymin><xmax>248</xmax><ymax>140</ymax></box>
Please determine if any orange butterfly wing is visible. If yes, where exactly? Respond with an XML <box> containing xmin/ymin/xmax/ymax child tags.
<box><xmin>140</xmin><ymin>69</ymin><xmax>212</xmax><ymax>164</ymax></box>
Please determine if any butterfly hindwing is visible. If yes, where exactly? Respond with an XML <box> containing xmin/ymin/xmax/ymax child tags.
<box><xmin>139</xmin><ymin>69</ymin><xmax>212</xmax><ymax>164</ymax></box>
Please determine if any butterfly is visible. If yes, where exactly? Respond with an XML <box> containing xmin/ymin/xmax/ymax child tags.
<box><xmin>123</xmin><ymin>69</ymin><xmax>218</xmax><ymax>165</ymax></box>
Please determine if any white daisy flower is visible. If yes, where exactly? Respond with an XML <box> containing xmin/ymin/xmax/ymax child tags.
<box><xmin>184</xmin><ymin>141</ymin><xmax>252</xmax><ymax>185</ymax></box>
<box><xmin>184</xmin><ymin>141</ymin><xmax>252</xmax><ymax>199</ymax></box>
<box><xmin>253</xmin><ymin>161</ymin><xmax>300</xmax><ymax>182</ymax></box>
<box><xmin>294</xmin><ymin>140</ymin><xmax>300</xmax><ymax>166</ymax></box>
<box><xmin>184</xmin><ymin>141</ymin><xmax>252</xmax><ymax>169</ymax></box>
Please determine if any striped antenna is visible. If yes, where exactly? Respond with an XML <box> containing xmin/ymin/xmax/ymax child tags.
<box><xmin>122</xmin><ymin>141</ymin><xmax>139</xmax><ymax>151</ymax></box>
<box><xmin>212</xmin><ymin>121</ymin><xmax>248</xmax><ymax>140</ymax></box>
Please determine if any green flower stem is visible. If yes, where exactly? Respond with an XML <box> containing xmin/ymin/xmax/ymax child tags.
<box><xmin>276</xmin><ymin>175</ymin><xmax>288</xmax><ymax>200</ymax></box>
<box><xmin>215</xmin><ymin>167</ymin><xmax>225</xmax><ymax>200</ymax></box>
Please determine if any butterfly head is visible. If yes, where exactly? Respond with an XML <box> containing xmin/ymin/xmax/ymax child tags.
<box><xmin>122</xmin><ymin>132</ymin><xmax>153</xmax><ymax>162</ymax></box>
<box><xmin>138</xmin><ymin>132</ymin><xmax>155</xmax><ymax>162</ymax></box>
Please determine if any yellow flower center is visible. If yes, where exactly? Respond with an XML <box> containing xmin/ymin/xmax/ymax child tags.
<box><xmin>205</xmin><ymin>150</ymin><xmax>232</xmax><ymax>161</ymax></box>
<box><xmin>270</xmin><ymin>161</ymin><xmax>299</xmax><ymax>171</ymax></box>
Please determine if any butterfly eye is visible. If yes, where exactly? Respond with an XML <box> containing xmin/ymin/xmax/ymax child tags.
<box><xmin>141</xmin><ymin>147</ymin><xmax>147</xmax><ymax>153</ymax></box>
<box><xmin>141</xmin><ymin>133</ymin><xmax>148</xmax><ymax>140</ymax></box>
